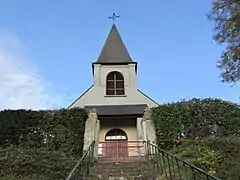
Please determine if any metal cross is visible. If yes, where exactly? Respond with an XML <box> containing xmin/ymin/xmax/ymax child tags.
<box><xmin>108</xmin><ymin>13</ymin><xmax>120</xmax><ymax>24</ymax></box>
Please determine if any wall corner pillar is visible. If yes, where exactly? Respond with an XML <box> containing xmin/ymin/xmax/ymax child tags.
<box><xmin>83</xmin><ymin>108</ymin><xmax>99</xmax><ymax>160</ymax></box>
<box><xmin>142</xmin><ymin>107</ymin><xmax>156</xmax><ymax>144</ymax></box>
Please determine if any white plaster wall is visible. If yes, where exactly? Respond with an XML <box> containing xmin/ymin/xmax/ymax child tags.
<box><xmin>99</xmin><ymin>117</ymin><xmax>137</xmax><ymax>141</ymax></box>
<box><xmin>70</xmin><ymin>64</ymin><xmax>158</xmax><ymax>108</ymax></box>
<box><xmin>94</xmin><ymin>64</ymin><xmax>137</xmax><ymax>88</ymax></box>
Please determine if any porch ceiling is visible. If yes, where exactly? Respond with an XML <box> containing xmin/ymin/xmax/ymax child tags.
<box><xmin>85</xmin><ymin>104</ymin><xmax>147</xmax><ymax>116</ymax></box>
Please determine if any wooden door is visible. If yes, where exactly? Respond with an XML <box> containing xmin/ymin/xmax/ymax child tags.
<box><xmin>105</xmin><ymin>140</ymin><xmax>128</xmax><ymax>158</ymax></box>
<box><xmin>117</xmin><ymin>141</ymin><xmax>128</xmax><ymax>157</ymax></box>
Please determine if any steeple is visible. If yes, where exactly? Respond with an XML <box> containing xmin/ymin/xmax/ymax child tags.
<box><xmin>94</xmin><ymin>24</ymin><xmax>133</xmax><ymax>64</ymax></box>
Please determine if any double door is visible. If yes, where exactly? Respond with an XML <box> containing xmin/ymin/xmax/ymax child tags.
<box><xmin>105</xmin><ymin>140</ymin><xmax>128</xmax><ymax>158</ymax></box>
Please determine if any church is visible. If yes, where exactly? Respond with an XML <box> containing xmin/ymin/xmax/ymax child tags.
<box><xmin>68</xmin><ymin>22</ymin><xmax>158</xmax><ymax>159</ymax></box>
<box><xmin>65</xmin><ymin>16</ymin><xmax>222</xmax><ymax>180</ymax></box>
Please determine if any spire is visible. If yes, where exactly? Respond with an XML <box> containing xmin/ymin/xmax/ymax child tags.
<box><xmin>95</xmin><ymin>24</ymin><xmax>133</xmax><ymax>64</ymax></box>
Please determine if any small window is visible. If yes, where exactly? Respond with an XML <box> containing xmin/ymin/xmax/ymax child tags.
<box><xmin>106</xmin><ymin>71</ymin><xmax>125</xmax><ymax>95</ymax></box>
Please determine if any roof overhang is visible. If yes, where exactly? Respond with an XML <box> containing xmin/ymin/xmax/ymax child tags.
<box><xmin>85</xmin><ymin>104</ymin><xmax>147</xmax><ymax>116</ymax></box>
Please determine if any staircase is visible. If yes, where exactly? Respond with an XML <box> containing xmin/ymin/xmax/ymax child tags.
<box><xmin>87</xmin><ymin>157</ymin><xmax>156</xmax><ymax>180</ymax></box>
<box><xmin>66</xmin><ymin>141</ymin><xmax>221</xmax><ymax>180</ymax></box>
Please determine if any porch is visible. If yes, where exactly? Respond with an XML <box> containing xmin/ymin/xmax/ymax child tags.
<box><xmin>97</xmin><ymin>115</ymin><xmax>145</xmax><ymax>161</ymax></box>
<box><xmin>82</xmin><ymin>106</ymin><xmax>156</xmax><ymax>161</ymax></box>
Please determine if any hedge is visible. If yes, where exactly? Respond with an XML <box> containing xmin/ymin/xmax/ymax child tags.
<box><xmin>207</xmin><ymin>136</ymin><xmax>240</xmax><ymax>179</ymax></box>
<box><xmin>152</xmin><ymin>98</ymin><xmax>240</xmax><ymax>149</ymax></box>
<box><xmin>0</xmin><ymin>108</ymin><xmax>88</xmax><ymax>179</ymax></box>
<box><xmin>152</xmin><ymin>98</ymin><xmax>240</xmax><ymax>179</ymax></box>
<box><xmin>0</xmin><ymin>147</ymin><xmax>77</xmax><ymax>180</ymax></box>
<box><xmin>170</xmin><ymin>136</ymin><xmax>240</xmax><ymax>180</ymax></box>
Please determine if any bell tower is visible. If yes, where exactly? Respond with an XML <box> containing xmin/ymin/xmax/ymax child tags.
<box><xmin>92</xmin><ymin>24</ymin><xmax>138</xmax><ymax>96</ymax></box>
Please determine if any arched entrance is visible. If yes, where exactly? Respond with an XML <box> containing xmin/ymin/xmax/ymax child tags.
<box><xmin>105</xmin><ymin>129</ymin><xmax>128</xmax><ymax>158</ymax></box>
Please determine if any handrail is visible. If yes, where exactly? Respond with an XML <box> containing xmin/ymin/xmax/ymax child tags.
<box><xmin>66</xmin><ymin>141</ymin><xmax>95</xmax><ymax>180</ymax></box>
<box><xmin>143</xmin><ymin>141</ymin><xmax>221</xmax><ymax>180</ymax></box>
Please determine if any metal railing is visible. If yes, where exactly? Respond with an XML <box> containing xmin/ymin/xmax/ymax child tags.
<box><xmin>66</xmin><ymin>141</ymin><xmax>95</xmax><ymax>180</ymax></box>
<box><xmin>143</xmin><ymin>141</ymin><xmax>221</xmax><ymax>180</ymax></box>
<box><xmin>98</xmin><ymin>140</ymin><xmax>144</xmax><ymax>162</ymax></box>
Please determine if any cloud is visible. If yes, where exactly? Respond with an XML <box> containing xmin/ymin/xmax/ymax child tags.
<box><xmin>0</xmin><ymin>29</ymin><xmax>64</xmax><ymax>110</ymax></box>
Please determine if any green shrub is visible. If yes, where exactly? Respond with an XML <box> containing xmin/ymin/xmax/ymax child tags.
<box><xmin>152</xmin><ymin>98</ymin><xmax>240</xmax><ymax>149</ymax></box>
<box><xmin>152</xmin><ymin>98</ymin><xmax>240</xmax><ymax>179</ymax></box>
<box><xmin>171</xmin><ymin>139</ymin><xmax>222</xmax><ymax>175</ymax></box>
<box><xmin>0</xmin><ymin>108</ymin><xmax>88</xmax><ymax>179</ymax></box>
<box><xmin>171</xmin><ymin>136</ymin><xmax>240</xmax><ymax>180</ymax></box>
<box><xmin>0</xmin><ymin>108</ymin><xmax>87</xmax><ymax>157</ymax></box>
<box><xmin>0</xmin><ymin>147</ymin><xmax>77</xmax><ymax>180</ymax></box>
<box><xmin>207</xmin><ymin>136</ymin><xmax>240</xmax><ymax>180</ymax></box>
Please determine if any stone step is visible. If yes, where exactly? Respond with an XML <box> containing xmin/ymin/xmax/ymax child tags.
<box><xmin>93</xmin><ymin>168</ymin><xmax>155</xmax><ymax>174</ymax></box>
<box><xmin>98</xmin><ymin>156</ymin><xmax>146</xmax><ymax>163</ymax></box>
<box><xmin>87</xmin><ymin>173</ymin><xmax>156</xmax><ymax>180</ymax></box>
<box><xmin>95</xmin><ymin>162</ymin><xmax>154</xmax><ymax>171</ymax></box>
<box><xmin>95</xmin><ymin>168</ymin><xmax>155</xmax><ymax>175</ymax></box>
<box><xmin>96</xmin><ymin>162</ymin><xmax>153</xmax><ymax>169</ymax></box>
<box><xmin>87</xmin><ymin>159</ymin><xmax>158</xmax><ymax>180</ymax></box>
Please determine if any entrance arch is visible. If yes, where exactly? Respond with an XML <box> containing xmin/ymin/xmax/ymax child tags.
<box><xmin>105</xmin><ymin>129</ymin><xmax>128</xmax><ymax>141</ymax></box>
<box><xmin>105</xmin><ymin>129</ymin><xmax>128</xmax><ymax>158</ymax></box>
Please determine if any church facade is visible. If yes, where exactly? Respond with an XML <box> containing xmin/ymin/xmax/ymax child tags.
<box><xmin>68</xmin><ymin>24</ymin><xmax>158</xmax><ymax>159</ymax></box>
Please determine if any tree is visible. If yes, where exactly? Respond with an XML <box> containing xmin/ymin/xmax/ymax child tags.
<box><xmin>208</xmin><ymin>0</ymin><xmax>240</xmax><ymax>83</ymax></box>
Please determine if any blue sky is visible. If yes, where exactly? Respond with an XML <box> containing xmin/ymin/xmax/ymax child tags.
<box><xmin>0</xmin><ymin>0</ymin><xmax>239</xmax><ymax>109</ymax></box>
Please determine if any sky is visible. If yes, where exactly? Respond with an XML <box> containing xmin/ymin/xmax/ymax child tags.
<box><xmin>0</xmin><ymin>0</ymin><xmax>239</xmax><ymax>110</ymax></box>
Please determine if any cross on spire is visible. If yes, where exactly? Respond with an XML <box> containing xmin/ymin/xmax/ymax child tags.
<box><xmin>108</xmin><ymin>13</ymin><xmax>120</xmax><ymax>24</ymax></box>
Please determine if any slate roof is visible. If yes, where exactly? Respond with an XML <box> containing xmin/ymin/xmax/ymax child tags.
<box><xmin>85</xmin><ymin>104</ymin><xmax>147</xmax><ymax>116</ymax></box>
<box><xmin>94</xmin><ymin>24</ymin><xmax>134</xmax><ymax>64</ymax></box>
